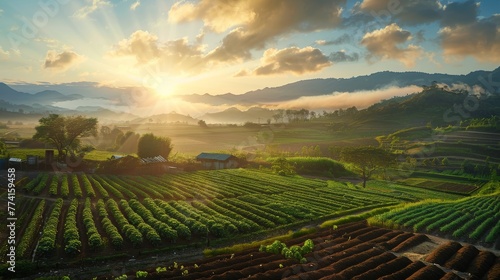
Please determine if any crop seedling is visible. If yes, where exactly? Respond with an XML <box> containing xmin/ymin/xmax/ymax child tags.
<box><xmin>156</xmin><ymin>266</ymin><xmax>167</xmax><ymax>273</ymax></box>
<box><xmin>136</xmin><ymin>270</ymin><xmax>148</xmax><ymax>278</ymax></box>
<box><xmin>260</xmin><ymin>239</ymin><xmax>314</xmax><ymax>262</ymax></box>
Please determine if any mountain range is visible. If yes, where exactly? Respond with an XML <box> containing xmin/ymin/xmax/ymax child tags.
<box><xmin>1</xmin><ymin>66</ymin><xmax>499</xmax><ymax>124</ymax></box>
<box><xmin>0</xmin><ymin>83</ymin><xmax>83</xmax><ymax>105</ymax></box>
<box><xmin>179</xmin><ymin>67</ymin><xmax>500</xmax><ymax>105</ymax></box>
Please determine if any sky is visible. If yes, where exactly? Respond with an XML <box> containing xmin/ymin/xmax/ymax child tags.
<box><xmin>0</xmin><ymin>0</ymin><xmax>499</xmax><ymax>97</ymax></box>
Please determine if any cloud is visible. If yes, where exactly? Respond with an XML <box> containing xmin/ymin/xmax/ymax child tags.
<box><xmin>108</xmin><ymin>30</ymin><xmax>206</xmax><ymax>74</ymax></box>
<box><xmin>130</xmin><ymin>1</ymin><xmax>141</xmax><ymax>11</ymax></box>
<box><xmin>234</xmin><ymin>69</ymin><xmax>250</xmax><ymax>77</ymax></box>
<box><xmin>316</xmin><ymin>34</ymin><xmax>351</xmax><ymax>46</ymax></box>
<box><xmin>169</xmin><ymin>0</ymin><xmax>346</xmax><ymax>62</ymax></box>
<box><xmin>0</xmin><ymin>46</ymin><xmax>10</xmax><ymax>60</ymax></box>
<box><xmin>356</xmin><ymin>0</ymin><xmax>442</xmax><ymax>26</ymax></box>
<box><xmin>252</xmin><ymin>47</ymin><xmax>331</xmax><ymax>76</ymax></box>
<box><xmin>435</xmin><ymin>82</ymin><xmax>485</xmax><ymax>96</ymax></box>
<box><xmin>168</xmin><ymin>1</ymin><xmax>255</xmax><ymax>33</ymax></box>
<box><xmin>440</xmin><ymin>0</ymin><xmax>478</xmax><ymax>27</ymax></box>
<box><xmin>439</xmin><ymin>16</ymin><xmax>500</xmax><ymax>63</ymax></box>
<box><xmin>329</xmin><ymin>51</ymin><xmax>359</xmax><ymax>62</ymax></box>
<box><xmin>108</xmin><ymin>30</ymin><xmax>161</xmax><ymax>63</ymax></box>
<box><xmin>74</xmin><ymin>0</ymin><xmax>110</xmax><ymax>19</ymax></box>
<box><xmin>361</xmin><ymin>23</ymin><xmax>422</xmax><ymax>67</ymax></box>
<box><xmin>267</xmin><ymin>85</ymin><xmax>421</xmax><ymax>110</ymax></box>
<box><xmin>43</xmin><ymin>50</ymin><xmax>84</xmax><ymax>71</ymax></box>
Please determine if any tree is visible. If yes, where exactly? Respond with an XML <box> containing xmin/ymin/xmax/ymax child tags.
<box><xmin>33</xmin><ymin>114</ymin><xmax>98</xmax><ymax>160</ymax></box>
<box><xmin>198</xmin><ymin>120</ymin><xmax>208</xmax><ymax>128</ymax></box>
<box><xmin>340</xmin><ymin>146</ymin><xmax>396</xmax><ymax>188</ymax></box>
<box><xmin>271</xmin><ymin>157</ymin><xmax>296</xmax><ymax>176</ymax></box>
<box><xmin>137</xmin><ymin>133</ymin><xmax>173</xmax><ymax>159</ymax></box>
<box><xmin>0</xmin><ymin>141</ymin><xmax>7</xmax><ymax>158</ymax></box>
<box><xmin>441</xmin><ymin>157</ymin><xmax>449</xmax><ymax>166</ymax></box>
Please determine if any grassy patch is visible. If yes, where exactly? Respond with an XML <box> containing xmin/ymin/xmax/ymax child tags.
<box><xmin>387</xmin><ymin>126</ymin><xmax>433</xmax><ymax>140</ymax></box>
<box><xmin>478</xmin><ymin>181</ymin><xmax>500</xmax><ymax>195</ymax></box>
<box><xmin>398</xmin><ymin>177</ymin><xmax>479</xmax><ymax>195</ymax></box>
<box><xmin>320</xmin><ymin>206</ymin><xmax>395</xmax><ymax>228</ymax></box>
<box><xmin>270</xmin><ymin>156</ymin><xmax>354</xmax><ymax>178</ymax></box>
<box><xmin>7</xmin><ymin>148</ymin><xmax>127</xmax><ymax>161</ymax></box>
<box><xmin>365</xmin><ymin>180</ymin><xmax>463</xmax><ymax>200</ymax></box>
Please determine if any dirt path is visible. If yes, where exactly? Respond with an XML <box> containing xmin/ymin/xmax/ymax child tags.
<box><xmin>76</xmin><ymin>200</ymin><xmax>88</xmax><ymax>258</ymax></box>
<box><xmin>55</xmin><ymin>202</ymin><xmax>69</xmax><ymax>258</ymax></box>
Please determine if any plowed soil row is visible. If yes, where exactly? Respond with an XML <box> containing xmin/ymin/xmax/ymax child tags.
<box><xmin>90</xmin><ymin>221</ymin><xmax>498</xmax><ymax>280</ymax></box>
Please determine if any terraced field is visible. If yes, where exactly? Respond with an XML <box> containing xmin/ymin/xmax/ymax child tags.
<box><xmin>398</xmin><ymin>178</ymin><xmax>479</xmax><ymax>195</ymax></box>
<box><xmin>369</xmin><ymin>194</ymin><xmax>500</xmax><ymax>247</ymax></box>
<box><xmin>92</xmin><ymin>221</ymin><xmax>500</xmax><ymax>280</ymax></box>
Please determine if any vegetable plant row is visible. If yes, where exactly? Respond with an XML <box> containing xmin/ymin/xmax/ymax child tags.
<box><xmin>12</xmin><ymin>169</ymin><xmax>436</xmax><ymax>259</ymax></box>
<box><xmin>369</xmin><ymin>194</ymin><xmax>500</xmax><ymax>244</ymax></box>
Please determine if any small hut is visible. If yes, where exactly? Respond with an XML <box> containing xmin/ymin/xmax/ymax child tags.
<box><xmin>196</xmin><ymin>153</ymin><xmax>238</xmax><ymax>170</ymax></box>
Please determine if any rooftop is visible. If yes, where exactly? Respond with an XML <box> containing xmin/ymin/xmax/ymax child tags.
<box><xmin>196</xmin><ymin>153</ymin><xmax>235</xmax><ymax>161</ymax></box>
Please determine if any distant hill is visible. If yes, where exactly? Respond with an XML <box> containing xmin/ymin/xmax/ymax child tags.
<box><xmin>356</xmin><ymin>86</ymin><xmax>500</xmax><ymax>127</ymax></box>
<box><xmin>0</xmin><ymin>83</ymin><xmax>83</xmax><ymax>105</ymax></box>
<box><xmin>132</xmin><ymin>112</ymin><xmax>198</xmax><ymax>124</ymax></box>
<box><xmin>200</xmin><ymin>107</ymin><xmax>276</xmax><ymax>124</ymax></box>
<box><xmin>74</xmin><ymin>106</ymin><xmax>138</xmax><ymax>122</ymax></box>
<box><xmin>179</xmin><ymin>67</ymin><xmax>500</xmax><ymax>105</ymax></box>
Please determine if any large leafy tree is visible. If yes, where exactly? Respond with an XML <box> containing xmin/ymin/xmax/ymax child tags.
<box><xmin>137</xmin><ymin>133</ymin><xmax>172</xmax><ymax>159</ymax></box>
<box><xmin>33</xmin><ymin>114</ymin><xmax>98</xmax><ymax>160</ymax></box>
<box><xmin>341</xmin><ymin>146</ymin><xmax>396</xmax><ymax>188</ymax></box>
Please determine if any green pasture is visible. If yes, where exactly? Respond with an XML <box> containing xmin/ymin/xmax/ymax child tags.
<box><xmin>7</xmin><ymin>148</ymin><xmax>121</xmax><ymax>161</ymax></box>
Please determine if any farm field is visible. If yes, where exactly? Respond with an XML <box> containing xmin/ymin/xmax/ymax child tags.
<box><xmin>8</xmin><ymin>148</ymin><xmax>123</xmax><ymax>162</ymax></box>
<box><xmin>86</xmin><ymin>221</ymin><xmax>500</xmax><ymax>279</ymax></box>
<box><xmin>369</xmin><ymin>194</ymin><xmax>500</xmax><ymax>247</ymax></box>
<box><xmin>1</xmin><ymin>169</ymin><xmax>466</xmax><ymax>265</ymax></box>
<box><xmin>397</xmin><ymin>177</ymin><xmax>480</xmax><ymax>195</ymax></box>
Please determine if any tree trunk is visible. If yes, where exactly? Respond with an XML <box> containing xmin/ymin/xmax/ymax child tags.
<box><xmin>362</xmin><ymin>169</ymin><xmax>367</xmax><ymax>188</ymax></box>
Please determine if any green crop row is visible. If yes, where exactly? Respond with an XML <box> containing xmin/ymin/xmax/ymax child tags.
<box><xmin>17</xmin><ymin>200</ymin><xmax>45</xmax><ymax>258</ymax></box>
<box><xmin>37</xmin><ymin>198</ymin><xmax>63</xmax><ymax>256</ymax></box>
<box><xmin>70</xmin><ymin>174</ymin><xmax>82</xmax><ymax>198</ymax></box>
<box><xmin>95</xmin><ymin>199</ymin><xmax>123</xmax><ymax>249</ymax></box>
<box><xmin>106</xmin><ymin>199</ymin><xmax>143</xmax><ymax>246</ymax></box>
<box><xmin>83</xmin><ymin>198</ymin><xmax>103</xmax><ymax>250</ymax></box>
<box><xmin>64</xmin><ymin>199</ymin><xmax>81</xmax><ymax>255</ymax></box>
<box><xmin>370</xmin><ymin>194</ymin><xmax>500</xmax><ymax>244</ymax></box>
<box><xmin>128</xmin><ymin>199</ymin><xmax>177</xmax><ymax>242</ymax></box>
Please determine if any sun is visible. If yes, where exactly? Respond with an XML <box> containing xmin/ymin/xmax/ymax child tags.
<box><xmin>148</xmin><ymin>76</ymin><xmax>179</xmax><ymax>98</ymax></box>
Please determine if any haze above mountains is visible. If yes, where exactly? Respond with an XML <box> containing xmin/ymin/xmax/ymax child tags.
<box><xmin>1</xmin><ymin>67</ymin><xmax>499</xmax><ymax>124</ymax></box>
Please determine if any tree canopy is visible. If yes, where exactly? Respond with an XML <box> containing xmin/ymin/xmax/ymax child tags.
<box><xmin>33</xmin><ymin>114</ymin><xmax>98</xmax><ymax>160</ymax></box>
<box><xmin>137</xmin><ymin>133</ymin><xmax>173</xmax><ymax>159</ymax></box>
<box><xmin>341</xmin><ymin>146</ymin><xmax>396</xmax><ymax>187</ymax></box>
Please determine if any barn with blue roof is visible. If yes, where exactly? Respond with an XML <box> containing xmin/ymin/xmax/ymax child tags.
<box><xmin>196</xmin><ymin>153</ymin><xmax>239</xmax><ymax>170</ymax></box>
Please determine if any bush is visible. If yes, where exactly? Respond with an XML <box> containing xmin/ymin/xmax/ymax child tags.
<box><xmin>260</xmin><ymin>239</ymin><xmax>314</xmax><ymax>262</ymax></box>
<box><xmin>286</xmin><ymin>157</ymin><xmax>352</xmax><ymax>177</ymax></box>
<box><xmin>96</xmin><ymin>156</ymin><xmax>141</xmax><ymax>174</ymax></box>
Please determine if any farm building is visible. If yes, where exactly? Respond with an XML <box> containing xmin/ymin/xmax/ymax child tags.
<box><xmin>140</xmin><ymin>155</ymin><xmax>168</xmax><ymax>164</ymax></box>
<box><xmin>196</xmin><ymin>153</ymin><xmax>238</xmax><ymax>170</ymax></box>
